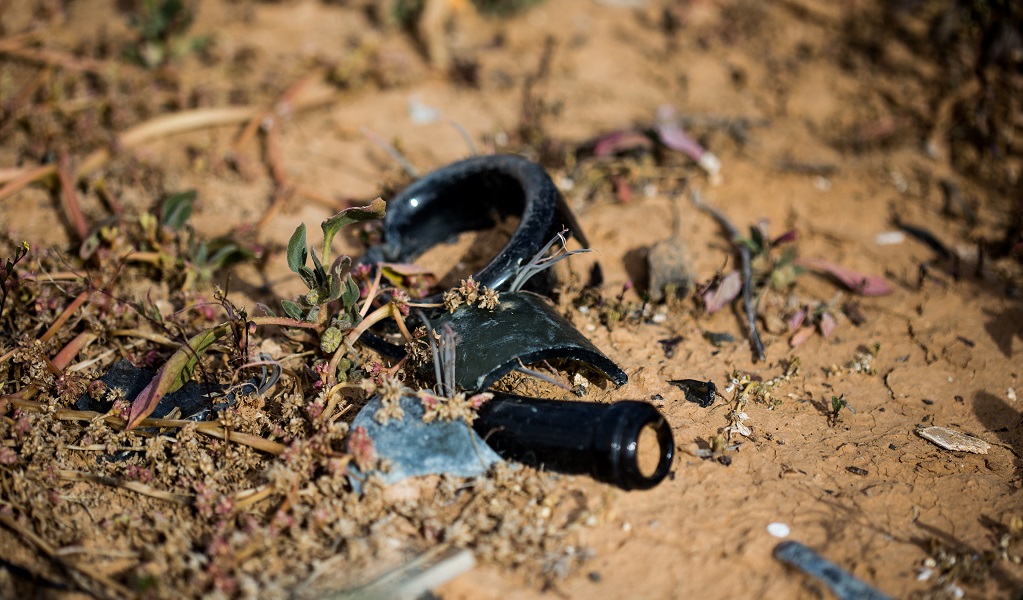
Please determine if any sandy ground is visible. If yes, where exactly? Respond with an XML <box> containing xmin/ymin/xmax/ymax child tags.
<box><xmin>1</xmin><ymin>0</ymin><xmax>1021</xmax><ymax>598</ymax></box>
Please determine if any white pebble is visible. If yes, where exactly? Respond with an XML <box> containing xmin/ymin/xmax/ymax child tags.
<box><xmin>407</xmin><ymin>94</ymin><xmax>440</xmax><ymax>124</ymax></box>
<box><xmin>874</xmin><ymin>231</ymin><xmax>906</xmax><ymax>245</ymax></box>
<box><xmin>1009</xmin><ymin>387</ymin><xmax>1017</xmax><ymax>402</ymax></box>
<box><xmin>767</xmin><ymin>522</ymin><xmax>790</xmax><ymax>538</ymax></box>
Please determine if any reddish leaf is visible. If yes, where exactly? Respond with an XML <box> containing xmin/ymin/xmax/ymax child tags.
<box><xmin>771</xmin><ymin>229</ymin><xmax>799</xmax><ymax>246</ymax></box>
<box><xmin>592</xmin><ymin>129</ymin><xmax>653</xmax><ymax>156</ymax></box>
<box><xmin>789</xmin><ymin>326</ymin><xmax>816</xmax><ymax>348</ymax></box>
<box><xmin>655</xmin><ymin>106</ymin><xmax>704</xmax><ymax>162</ymax></box>
<box><xmin>656</xmin><ymin>106</ymin><xmax>721</xmax><ymax>175</ymax></box>
<box><xmin>796</xmin><ymin>257</ymin><xmax>894</xmax><ymax>296</ymax></box>
<box><xmin>703</xmin><ymin>271</ymin><xmax>742</xmax><ymax>313</ymax></box>
<box><xmin>818</xmin><ymin>312</ymin><xmax>838</xmax><ymax>338</ymax></box>
<box><xmin>787</xmin><ymin>308</ymin><xmax>807</xmax><ymax>331</ymax></box>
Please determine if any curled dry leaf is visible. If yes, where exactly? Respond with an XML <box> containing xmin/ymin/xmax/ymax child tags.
<box><xmin>703</xmin><ymin>271</ymin><xmax>742</xmax><ymax>313</ymax></box>
<box><xmin>818</xmin><ymin>312</ymin><xmax>837</xmax><ymax>338</ymax></box>
<box><xmin>796</xmin><ymin>257</ymin><xmax>894</xmax><ymax>296</ymax></box>
<box><xmin>788</xmin><ymin>308</ymin><xmax>807</xmax><ymax>331</ymax></box>
<box><xmin>656</xmin><ymin>106</ymin><xmax>721</xmax><ymax>176</ymax></box>
<box><xmin>592</xmin><ymin>129</ymin><xmax>653</xmax><ymax>157</ymax></box>
<box><xmin>789</xmin><ymin>326</ymin><xmax>816</xmax><ymax>348</ymax></box>
<box><xmin>917</xmin><ymin>426</ymin><xmax>991</xmax><ymax>454</ymax></box>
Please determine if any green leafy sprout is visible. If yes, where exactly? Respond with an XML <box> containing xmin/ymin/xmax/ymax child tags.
<box><xmin>125</xmin><ymin>198</ymin><xmax>395</xmax><ymax>428</ymax></box>
<box><xmin>126</xmin><ymin>0</ymin><xmax>209</xmax><ymax>68</ymax></box>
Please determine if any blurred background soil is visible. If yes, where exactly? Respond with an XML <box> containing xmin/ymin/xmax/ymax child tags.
<box><xmin>1</xmin><ymin>0</ymin><xmax>1022</xmax><ymax>598</ymax></box>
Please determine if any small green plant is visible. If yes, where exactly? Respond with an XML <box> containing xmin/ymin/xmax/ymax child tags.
<box><xmin>281</xmin><ymin>198</ymin><xmax>392</xmax><ymax>351</ymax></box>
<box><xmin>281</xmin><ymin>199</ymin><xmax>420</xmax><ymax>385</ymax></box>
<box><xmin>161</xmin><ymin>190</ymin><xmax>258</xmax><ymax>291</ymax></box>
<box><xmin>735</xmin><ymin>223</ymin><xmax>802</xmax><ymax>293</ymax></box>
<box><xmin>125</xmin><ymin>0</ymin><xmax>208</xmax><ymax>68</ymax></box>
<box><xmin>80</xmin><ymin>189</ymin><xmax>256</xmax><ymax>291</ymax></box>
<box><xmin>124</xmin><ymin>199</ymin><xmax>391</xmax><ymax>428</ymax></box>
<box><xmin>280</xmin><ymin>199</ymin><xmax>385</xmax><ymax>326</ymax></box>
<box><xmin>829</xmin><ymin>394</ymin><xmax>847</xmax><ymax>426</ymax></box>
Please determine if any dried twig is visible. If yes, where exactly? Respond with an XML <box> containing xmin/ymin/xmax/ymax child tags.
<box><xmin>76</xmin><ymin>107</ymin><xmax>260</xmax><ymax>177</ymax></box>
<box><xmin>691</xmin><ymin>190</ymin><xmax>765</xmax><ymax>361</ymax></box>
<box><xmin>56</xmin><ymin>155</ymin><xmax>89</xmax><ymax>240</ymax></box>
<box><xmin>0</xmin><ymin>164</ymin><xmax>58</xmax><ymax>203</ymax></box>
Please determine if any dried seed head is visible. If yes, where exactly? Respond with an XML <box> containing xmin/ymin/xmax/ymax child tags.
<box><xmin>443</xmin><ymin>289</ymin><xmax>464</xmax><ymax>313</ymax></box>
<box><xmin>374</xmin><ymin>374</ymin><xmax>407</xmax><ymax>424</ymax></box>
<box><xmin>459</xmin><ymin>277</ymin><xmax>481</xmax><ymax>304</ymax></box>
<box><xmin>478</xmin><ymin>287</ymin><xmax>500</xmax><ymax>310</ymax></box>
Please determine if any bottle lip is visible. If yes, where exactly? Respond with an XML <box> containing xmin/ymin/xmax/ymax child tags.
<box><xmin>595</xmin><ymin>401</ymin><xmax>674</xmax><ymax>490</ymax></box>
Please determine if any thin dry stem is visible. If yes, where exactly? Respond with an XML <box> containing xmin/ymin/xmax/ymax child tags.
<box><xmin>360</xmin><ymin>268</ymin><xmax>384</xmax><ymax>318</ymax></box>
<box><xmin>0</xmin><ymin>164</ymin><xmax>57</xmax><ymax>203</ymax></box>
<box><xmin>57</xmin><ymin>155</ymin><xmax>89</xmax><ymax>240</ymax></box>
<box><xmin>39</xmin><ymin>290</ymin><xmax>90</xmax><ymax>344</ymax></box>
<box><xmin>56</xmin><ymin>470</ymin><xmax>192</xmax><ymax>504</ymax></box>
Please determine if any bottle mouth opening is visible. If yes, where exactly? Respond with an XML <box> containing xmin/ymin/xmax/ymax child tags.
<box><xmin>635</xmin><ymin>423</ymin><xmax>666</xmax><ymax>479</ymax></box>
<box><xmin>601</xmin><ymin>402</ymin><xmax>674</xmax><ymax>490</ymax></box>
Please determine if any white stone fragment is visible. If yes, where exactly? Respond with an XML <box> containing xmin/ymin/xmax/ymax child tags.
<box><xmin>875</xmin><ymin>231</ymin><xmax>906</xmax><ymax>245</ymax></box>
<box><xmin>767</xmin><ymin>522</ymin><xmax>790</xmax><ymax>538</ymax></box>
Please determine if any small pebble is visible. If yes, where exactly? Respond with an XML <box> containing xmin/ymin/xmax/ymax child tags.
<box><xmin>1009</xmin><ymin>387</ymin><xmax>1017</xmax><ymax>402</ymax></box>
<box><xmin>407</xmin><ymin>93</ymin><xmax>440</xmax><ymax>124</ymax></box>
<box><xmin>875</xmin><ymin>231</ymin><xmax>906</xmax><ymax>245</ymax></box>
<box><xmin>767</xmin><ymin>522</ymin><xmax>790</xmax><ymax>538</ymax></box>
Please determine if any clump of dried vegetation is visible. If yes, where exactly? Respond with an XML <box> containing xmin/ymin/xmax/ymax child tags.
<box><xmin>2</xmin><ymin>0</ymin><xmax>1023</xmax><ymax>596</ymax></box>
<box><xmin>0</xmin><ymin>4</ymin><xmax>599</xmax><ymax>594</ymax></box>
